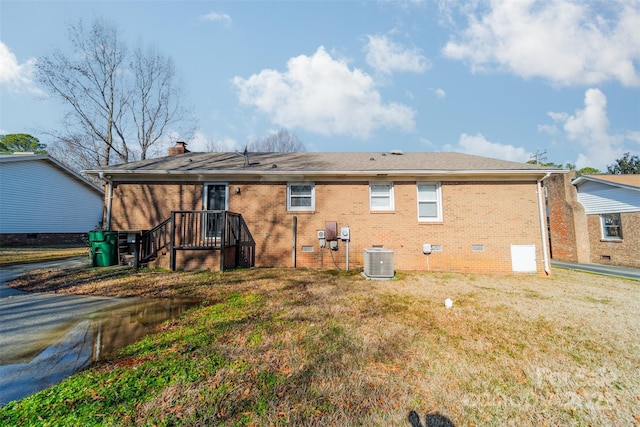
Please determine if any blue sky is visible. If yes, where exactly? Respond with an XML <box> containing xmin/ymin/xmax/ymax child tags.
<box><xmin>1</xmin><ymin>0</ymin><xmax>639</xmax><ymax>170</ymax></box>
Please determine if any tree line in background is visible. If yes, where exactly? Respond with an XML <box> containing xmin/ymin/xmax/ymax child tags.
<box><xmin>526</xmin><ymin>153</ymin><xmax>640</xmax><ymax>175</ymax></box>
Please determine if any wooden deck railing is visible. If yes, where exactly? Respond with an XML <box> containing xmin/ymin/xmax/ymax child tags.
<box><xmin>139</xmin><ymin>210</ymin><xmax>255</xmax><ymax>271</ymax></box>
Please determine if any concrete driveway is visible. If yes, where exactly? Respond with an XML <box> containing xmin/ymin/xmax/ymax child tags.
<box><xmin>0</xmin><ymin>258</ymin><xmax>130</xmax><ymax>406</ymax></box>
<box><xmin>0</xmin><ymin>257</ymin><xmax>199</xmax><ymax>407</ymax></box>
<box><xmin>0</xmin><ymin>257</ymin><xmax>91</xmax><ymax>298</ymax></box>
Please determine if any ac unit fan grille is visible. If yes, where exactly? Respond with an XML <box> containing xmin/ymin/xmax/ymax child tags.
<box><xmin>363</xmin><ymin>248</ymin><xmax>394</xmax><ymax>278</ymax></box>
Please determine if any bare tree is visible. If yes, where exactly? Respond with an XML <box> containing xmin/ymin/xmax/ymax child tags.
<box><xmin>37</xmin><ymin>19</ymin><xmax>128</xmax><ymax>166</ymax></box>
<box><xmin>130</xmin><ymin>45</ymin><xmax>196</xmax><ymax>160</ymax></box>
<box><xmin>248</xmin><ymin>129</ymin><xmax>306</xmax><ymax>152</ymax></box>
<box><xmin>36</xmin><ymin>18</ymin><xmax>196</xmax><ymax>167</ymax></box>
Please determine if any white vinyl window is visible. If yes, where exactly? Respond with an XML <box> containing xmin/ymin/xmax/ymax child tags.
<box><xmin>600</xmin><ymin>213</ymin><xmax>622</xmax><ymax>240</ymax></box>
<box><xmin>370</xmin><ymin>183</ymin><xmax>394</xmax><ymax>211</ymax></box>
<box><xmin>287</xmin><ymin>183</ymin><xmax>315</xmax><ymax>211</ymax></box>
<box><xmin>417</xmin><ymin>182</ymin><xmax>442</xmax><ymax>222</ymax></box>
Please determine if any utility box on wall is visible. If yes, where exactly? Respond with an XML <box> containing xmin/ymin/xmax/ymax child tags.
<box><xmin>325</xmin><ymin>221</ymin><xmax>338</xmax><ymax>241</ymax></box>
<box><xmin>363</xmin><ymin>248</ymin><xmax>394</xmax><ymax>279</ymax></box>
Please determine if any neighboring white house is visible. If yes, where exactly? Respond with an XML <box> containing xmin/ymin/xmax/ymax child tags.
<box><xmin>0</xmin><ymin>154</ymin><xmax>104</xmax><ymax>245</ymax></box>
<box><xmin>546</xmin><ymin>173</ymin><xmax>640</xmax><ymax>268</ymax></box>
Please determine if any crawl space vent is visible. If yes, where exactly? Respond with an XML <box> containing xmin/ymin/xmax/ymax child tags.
<box><xmin>363</xmin><ymin>248</ymin><xmax>394</xmax><ymax>279</ymax></box>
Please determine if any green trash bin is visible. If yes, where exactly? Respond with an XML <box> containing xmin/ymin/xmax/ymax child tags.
<box><xmin>88</xmin><ymin>231</ymin><xmax>119</xmax><ymax>267</ymax></box>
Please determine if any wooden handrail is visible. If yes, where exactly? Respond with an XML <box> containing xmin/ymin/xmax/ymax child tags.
<box><xmin>138</xmin><ymin>210</ymin><xmax>255</xmax><ymax>270</ymax></box>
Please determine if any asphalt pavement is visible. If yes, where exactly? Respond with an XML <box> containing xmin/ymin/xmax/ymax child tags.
<box><xmin>0</xmin><ymin>257</ymin><xmax>129</xmax><ymax>406</ymax></box>
<box><xmin>551</xmin><ymin>260</ymin><xmax>640</xmax><ymax>281</ymax></box>
<box><xmin>0</xmin><ymin>257</ymin><xmax>92</xmax><ymax>298</ymax></box>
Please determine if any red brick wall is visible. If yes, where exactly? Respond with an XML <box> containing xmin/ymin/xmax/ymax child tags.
<box><xmin>109</xmin><ymin>183</ymin><xmax>201</xmax><ymax>230</ymax></box>
<box><xmin>545</xmin><ymin>173</ymin><xmax>590</xmax><ymax>263</ymax></box>
<box><xmin>109</xmin><ymin>179</ymin><xmax>548</xmax><ymax>274</ymax></box>
<box><xmin>586</xmin><ymin>212</ymin><xmax>640</xmax><ymax>268</ymax></box>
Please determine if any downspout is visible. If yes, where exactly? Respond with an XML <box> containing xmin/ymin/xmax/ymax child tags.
<box><xmin>537</xmin><ymin>173</ymin><xmax>551</xmax><ymax>275</ymax></box>
<box><xmin>99</xmin><ymin>172</ymin><xmax>113</xmax><ymax>231</ymax></box>
<box><xmin>292</xmin><ymin>216</ymin><xmax>297</xmax><ymax>268</ymax></box>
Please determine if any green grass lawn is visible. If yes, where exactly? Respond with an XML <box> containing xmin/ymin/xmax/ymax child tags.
<box><xmin>1</xmin><ymin>266</ymin><xmax>638</xmax><ymax>426</ymax></box>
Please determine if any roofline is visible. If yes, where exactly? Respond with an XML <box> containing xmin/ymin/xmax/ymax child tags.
<box><xmin>84</xmin><ymin>168</ymin><xmax>561</xmax><ymax>181</ymax></box>
<box><xmin>572</xmin><ymin>175</ymin><xmax>640</xmax><ymax>191</ymax></box>
<box><xmin>3</xmin><ymin>154</ymin><xmax>104</xmax><ymax>195</ymax></box>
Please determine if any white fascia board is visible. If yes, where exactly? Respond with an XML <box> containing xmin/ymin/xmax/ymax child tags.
<box><xmin>86</xmin><ymin>168</ymin><xmax>558</xmax><ymax>183</ymax></box>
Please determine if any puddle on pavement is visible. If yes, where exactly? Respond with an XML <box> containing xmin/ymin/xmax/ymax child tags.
<box><xmin>0</xmin><ymin>297</ymin><xmax>200</xmax><ymax>407</ymax></box>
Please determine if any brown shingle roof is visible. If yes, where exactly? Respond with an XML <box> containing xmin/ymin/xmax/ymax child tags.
<box><xmin>87</xmin><ymin>151</ymin><xmax>555</xmax><ymax>175</ymax></box>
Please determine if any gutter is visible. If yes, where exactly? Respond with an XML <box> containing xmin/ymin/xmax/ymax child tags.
<box><xmin>84</xmin><ymin>169</ymin><xmax>562</xmax><ymax>184</ymax></box>
<box><xmin>538</xmin><ymin>173</ymin><xmax>552</xmax><ymax>275</ymax></box>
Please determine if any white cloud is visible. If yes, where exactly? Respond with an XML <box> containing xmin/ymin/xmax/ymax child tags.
<box><xmin>232</xmin><ymin>46</ymin><xmax>416</xmax><ymax>139</ymax></box>
<box><xmin>627</xmin><ymin>131</ymin><xmax>640</xmax><ymax>144</ymax></box>
<box><xmin>434</xmin><ymin>88</ymin><xmax>446</xmax><ymax>98</ymax></box>
<box><xmin>443</xmin><ymin>0</ymin><xmax>640</xmax><ymax>87</ymax></box>
<box><xmin>537</xmin><ymin>123</ymin><xmax>557</xmax><ymax>135</ymax></box>
<box><xmin>200</xmin><ymin>11</ymin><xmax>232</xmax><ymax>27</ymax></box>
<box><xmin>0</xmin><ymin>41</ymin><xmax>43</xmax><ymax>95</ymax></box>
<box><xmin>443</xmin><ymin>132</ymin><xmax>530</xmax><ymax>162</ymax></box>
<box><xmin>187</xmin><ymin>131</ymin><xmax>238</xmax><ymax>152</ymax></box>
<box><xmin>364</xmin><ymin>35</ymin><xmax>430</xmax><ymax>74</ymax></box>
<box><xmin>545</xmin><ymin>88</ymin><xmax>629</xmax><ymax>169</ymax></box>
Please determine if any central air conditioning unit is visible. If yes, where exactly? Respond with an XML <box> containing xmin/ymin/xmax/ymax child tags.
<box><xmin>363</xmin><ymin>248</ymin><xmax>394</xmax><ymax>279</ymax></box>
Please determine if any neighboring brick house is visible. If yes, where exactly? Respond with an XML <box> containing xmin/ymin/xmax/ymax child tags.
<box><xmin>0</xmin><ymin>154</ymin><xmax>104</xmax><ymax>246</ymax></box>
<box><xmin>86</xmin><ymin>144</ymin><xmax>559</xmax><ymax>275</ymax></box>
<box><xmin>546</xmin><ymin>172</ymin><xmax>640</xmax><ymax>268</ymax></box>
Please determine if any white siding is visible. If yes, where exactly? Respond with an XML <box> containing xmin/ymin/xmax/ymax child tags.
<box><xmin>0</xmin><ymin>160</ymin><xmax>104</xmax><ymax>233</ymax></box>
<box><xmin>577</xmin><ymin>181</ymin><xmax>640</xmax><ymax>214</ymax></box>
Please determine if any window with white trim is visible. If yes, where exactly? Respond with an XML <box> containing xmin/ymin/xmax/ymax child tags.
<box><xmin>287</xmin><ymin>183</ymin><xmax>315</xmax><ymax>211</ymax></box>
<box><xmin>417</xmin><ymin>182</ymin><xmax>442</xmax><ymax>222</ymax></box>
<box><xmin>370</xmin><ymin>183</ymin><xmax>394</xmax><ymax>211</ymax></box>
<box><xmin>600</xmin><ymin>213</ymin><xmax>622</xmax><ymax>240</ymax></box>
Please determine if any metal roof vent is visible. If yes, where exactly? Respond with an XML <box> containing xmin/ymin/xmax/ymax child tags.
<box><xmin>390</xmin><ymin>150</ymin><xmax>403</xmax><ymax>155</ymax></box>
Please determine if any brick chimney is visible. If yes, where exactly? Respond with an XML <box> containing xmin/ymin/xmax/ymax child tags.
<box><xmin>168</xmin><ymin>141</ymin><xmax>190</xmax><ymax>156</ymax></box>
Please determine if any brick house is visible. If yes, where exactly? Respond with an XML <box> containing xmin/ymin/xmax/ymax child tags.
<box><xmin>86</xmin><ymin>144</ymin><xmax>558</xmax><ymax>275</ymax></box>
<box><xmin>546</xmin><ymin>172</ymin><xmax>640</xmax><ymax>268</ymax></box>
<box><xmin>0</xmin><ymin>154</ymin><xmax>104</xmax><ymax>246</ymax></box>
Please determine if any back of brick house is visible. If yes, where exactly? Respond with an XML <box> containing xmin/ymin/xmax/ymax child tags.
<box><xmin>88</xmin><ymin>147</ymin><xmax>558</xmax><ymax>275</ymax></box>
<box><xmin>546</xmin><ymin>172</ymin><xmax>640</xmax><ymax>269</ymax></box>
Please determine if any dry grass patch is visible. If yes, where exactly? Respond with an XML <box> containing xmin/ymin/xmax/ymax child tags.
<box><xmin>0</xmin><ymin>245</ymin><xmax>88</xmax><ymax>266</ymax></box>
<box><xmin>3</xmin><ymin>267</ymin><xmax>639</xmax><ymax>426</ymax></box>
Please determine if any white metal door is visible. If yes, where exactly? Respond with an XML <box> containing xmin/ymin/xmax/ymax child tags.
<box><xmin>511</xmin><ymin>244</ymin><xmax>537</xmax><ymax>273</ymax></box>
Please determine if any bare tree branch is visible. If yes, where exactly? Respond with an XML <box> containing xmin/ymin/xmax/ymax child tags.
<box><xmin>248</xmin><ymin>129</ymin><xmax>306</xmax><ymax>152</ymax></box>
<box><xmin>36</xmin><ymin>18</ymin><xmax>196</xmax><ymax>168</ymax></box>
